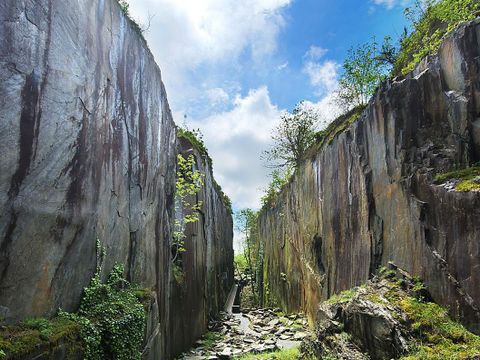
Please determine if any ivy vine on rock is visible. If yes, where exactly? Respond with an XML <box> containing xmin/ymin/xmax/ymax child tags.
<box><xmin>172</xmin><ymin>153</ymin><xmax>205</xmax><ymax>266</ymax></box>
<box><xmin>59</xmin><ymin>242</ymin><xmax>147</xmax><ymax>360</ymax></box>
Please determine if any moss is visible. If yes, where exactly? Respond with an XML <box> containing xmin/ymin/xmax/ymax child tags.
<box><xmin>0</xmin><ymin>317</ymin><xmax>81</xmax><ymax>358</ymax></box>
<box><xmin>325</xmin><ymin>288</ymin><xmax>357</xmax><ymax>305</ymax></box>
<box><xmin>235</xmin><ymin>347</ymin><xmax>304</xmax><ymax>360</ymax></box>
<box><xmin>132</xmin><ymin>288</ymin><xmax>155</xmax><ymax>309</ymax></box>
<box><xmin>308</xmin><ymin>105</ymin><xmax>366</xmax><ymax>159</ymax></box>
<box><xmin>200</xmin><ymin>331</ymin><xmax>223</xmax><ymax>354</ymax></box>
<box><xmin>177</xmin><ymin>127</ymin><xmax>212</xmax><ymax>165</ymax></box>
<box><xmin>434</xmin><ymin>166</ymin><xmax>480</xmax><ymax>191</ymax></box>
<box><xmin>178</xmin><ymin>127</ymin><xmax>233</xmax><ymax>213</ymax></box>
<box><xmin>213</xmin><ymin>178</ymin><xmax>233</xmax><ymax>214</ymax></box>
<box><xmin>398</xmin><ymin>297</ymin><xmax>480</xmax><ymax>359</ymax></box>
<box><xmin>394</xmin><ymin>0</ymin><xmax>480</xmax><ymax>76</ymax></box>
<box><xmin>365</xmin><ymin>292</ymin><xmax>388</xmax><ymax>305</ymax></box>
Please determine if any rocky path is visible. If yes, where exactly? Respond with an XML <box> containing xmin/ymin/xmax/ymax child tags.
<box><xmin>178</xmin><ymin>308</ymin><xmax>309</xmax><ymax>359</ymax></box>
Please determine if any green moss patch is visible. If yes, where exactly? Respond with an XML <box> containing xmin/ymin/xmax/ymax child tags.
<box><xmin>235</xmin><ymin>347</ymin><xmax>303</xmax><ymax>360</ymax></box>
<box><xmin>325</xmin><ymin>288</ymin><xmax>357</xmax><ymax>305</ymax></box>
<box><xmin>434</xmin><ymin>166</ymin><xmax>480</xmax><ymax>191</ymax></box>
<box><xmin>394</xmin><ymin>0</ymin><xmax>480</xmax><ymax>76</ymax></box>
<box><xmin>313</xmin><ymin>105</ymin><xmax>366</xmax><ymax>152</ymax></box>
<box><xmin>398</xmin><ymin>297</ymin><xmax>480</xmax><ymax>359</ymax></box>
<box><xmin>0</xmin><ymin>317</ymin><xmax>81</xmax><ymax>358</ymax></box>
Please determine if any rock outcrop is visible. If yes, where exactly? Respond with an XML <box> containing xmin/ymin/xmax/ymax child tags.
<box><xmin>0</xmin><ymin>0</ymin><xmax>233</xmax><ymax>358</ymax></box>
<box><xmin>256</xmin><ymin>18</ymin><xmax>480</xmax><ymax>333</ymax></box>
<box><xmin>302</xmin><ymin>267</ymin><xmax>480</xmax><ymax>359</ymax></box>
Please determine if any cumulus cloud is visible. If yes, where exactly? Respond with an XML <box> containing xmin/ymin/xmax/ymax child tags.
<box><xmin>301</xmin><ymin>46</ymin><xmax>343</xmax><ymax>126</ymax></box>
<box><xmin>303</xmin><ymin>60</ymin><xmax>340</xmax><ymax>93</ymax></box>
<box><xmin>372</xmin><ymin>0</ymin><xmax>396</xmax><ymax>8</ymax></box>
<box><xmin>371</xmin><ymin>0</ymin><xmax>411</xmax><ymax>10</ymax></box>
<box><xmin>304</xmin><ymin>45</ymin><xmax>328</xmax><ymax>61</ymax></box>
<box><xmin>206</xmin><ymin>88</ymin><xmax>230</xmax><ymax>107</ymax></box>
<box><xmin>187</xmin><ymin>87</ymin><xmax>282</xmax><ymax>210</ymax></box>
<box><xmin>128</xmin><ymin>0</ymin><xmax>291</xmax><ymax>110</ymax></box>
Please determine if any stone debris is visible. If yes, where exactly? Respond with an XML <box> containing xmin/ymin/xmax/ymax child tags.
<box><xmin>178</xmin><ymin>309</ymin><xmax>309</xmax><ymax>359</ymax></box>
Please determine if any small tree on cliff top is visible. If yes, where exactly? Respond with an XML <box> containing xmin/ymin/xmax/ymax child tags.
<box><xmin>336</xmin><ymin>39</ymin><xmax>387</xmax><ymax>109</ymax></box>
<box><xmin>263</xmin><ymin>102</ymin><xmax>319</xmax><ymax>169</ymax></box>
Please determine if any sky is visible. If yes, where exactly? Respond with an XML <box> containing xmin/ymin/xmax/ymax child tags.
<box><xmin>127</xmin><ymin>0</ymin><xmax>410</xmax><ymax>250</ymax></box>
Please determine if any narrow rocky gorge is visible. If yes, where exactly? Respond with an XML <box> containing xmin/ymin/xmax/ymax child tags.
<box><xmin>1</xmin><ymin>0</ymin><xmax>480</xmax><ymax>359</ymax></box>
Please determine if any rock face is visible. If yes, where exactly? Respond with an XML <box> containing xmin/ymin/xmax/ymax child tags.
<box><xmin>0</xmin><ymin>0</ymin><xmax>233</xmax><ymax>358</ymax></box>
<box><xmin>256</xmin><ymin>19</ymin><xmax>480</xmax><ymax>333</ymax></box>
<box><xmin>303</xmin><ymin>266</ymin><xmax>480</xmax><ymax>359</ymax></box>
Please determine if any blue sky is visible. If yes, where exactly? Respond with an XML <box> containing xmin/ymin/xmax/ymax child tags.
<box><xmin>128</xmin><ymin>0</ymin><xmax>410</xmax><ymax>221</ymax></box>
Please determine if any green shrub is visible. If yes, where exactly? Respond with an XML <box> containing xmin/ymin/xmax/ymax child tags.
<box><xmin>61</xmin><ymin>264</ymin><xmax>147</xmax><ymax>360</ymax></box>
<box><xmin>394</xmin><ymin>0</ymin><xmax>480</xmax><ymax>75</ymax></box>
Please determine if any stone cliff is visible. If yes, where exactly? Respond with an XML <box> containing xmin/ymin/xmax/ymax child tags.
<box><xmin>0</xmin><ymin>0</ymin><xmax>233</xmax><ymax>358</ymax></box>
<box><xmin>256</xmin><ymin>18</ymin><xmax>480</xmax><ymax>333</ymax></box>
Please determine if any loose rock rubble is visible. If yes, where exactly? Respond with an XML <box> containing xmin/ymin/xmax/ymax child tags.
<box><xmin>178</xmin><ymin>308</ymin><xmax>309</xmax><ymax>359</ymax></box>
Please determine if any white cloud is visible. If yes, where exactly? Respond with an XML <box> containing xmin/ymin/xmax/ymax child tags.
<box><xmin>303</xmin><ymin>60</ymin><xmax>340</xmax><ymax>94</ymax></box>
<box><xmin>128</xmin><ymin>0</ymin><xmax>292</xmax><ymax>111</ymax></box>
<box><xmin>206</xmin><ymin>88</ymin><xmax>230</xmax><ymax>107</ymax></box>
<box><xmin>371</xmin><ymin>0</ymin><xmax>412</xmax><ymax>10</ymax></box>
<box><xmin>304</xmin><ymin>45</ymin><xmax>328</xmax><ymax>61</ymax></box>
<box><xmin>302</xmin><ymin>93</ymin><xmax>342</xmax><ymax>128</ymax></box>
<box><xmin>277</xmin><ymin>62</ymin><xmax>289</xmax><ymax>70</ymax></box>
<box><xmin>187</xmin><ymin>87</ymin><xmax>282</xmax><ymax>210</ymax></box>
<box><xmin>372</xmin><ymin>0</ymin><xmax>396</xmax><ymax>9</ymax></box>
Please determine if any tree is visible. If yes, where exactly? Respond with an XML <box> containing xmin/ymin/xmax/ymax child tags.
<box><xmin>336</xmin><ymin>39</ymin><xmax>386</xmax><ymax>109</ymax></box>
<box><xmin>235</xmin><ymin>209</ymin><xmax>258</xmax><ymax>300</ymax></box>
<box><xmin>260</xmin><ymin>168</ymin><xmax>293</xmax><ymax>208</ymax></box>
<box><xmin>263</xmin><ymin>102</ymin><xmax>319</xmax><ymax>169</ymax></box>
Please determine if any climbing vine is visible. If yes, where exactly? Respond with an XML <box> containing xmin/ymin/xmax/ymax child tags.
<box><xmin>59</xmin><ymin>242</ymin><xmax>147</xmax><ymax>360</ymax></box>
<box><xmin>172</xmin><ymin>154</ymin><xmax>205</xmax><ymax>263</ymax></box>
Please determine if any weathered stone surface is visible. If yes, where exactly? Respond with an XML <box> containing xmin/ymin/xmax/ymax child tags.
<box><xmin>256</xmin><ymin>19</ymin><xmax>480</xmax><ymax>333</ymax></box>
<box><xmin>0</xmin><ymin>0</ymin><xmax>233</xmax><ymax>359</ymax></box>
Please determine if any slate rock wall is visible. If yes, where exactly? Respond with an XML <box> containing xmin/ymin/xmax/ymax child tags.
<box><xmin>256</xmin><ymin>19</ymin><xmax>480</xmax><ymax>333</ymax></box>
<box><xmin>0</xmin><ymin>0</ymin><xmax>233</xmax><ymax>358</ymax></box>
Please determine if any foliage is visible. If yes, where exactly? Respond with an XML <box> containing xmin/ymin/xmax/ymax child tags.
<box><xmin>235</xmin><ymin>347</ymin><xmax>306</xmax><ymax>359</ymax></box>
<box><xmin>261</xmin><ymin>167</ymin><xmax>294</xmax><ymax>208</ymax></box>
<box><xmin>234</xmin><ymin>253</ymin><xmax>249</xmax><ymax>274</ymax></box>
<box><xmin>394</xmin><ymin>0</ymin><xmax>480</xmax><ymax>75</ymax></box>
<box><xmin>177</xmin><ymin>127</ymin><xmax>212</xmax><ymax>166</ymax></box>
<box><xmin>336</xmin><ymin>39</ymin><xmax>387</xmax><ymax>109</ymax></box>
<box><xmin>235</xmin><ymin>209</ymin><xmax>259</xmax><ymax>304</ymax></box>
<box><xmin>399</xmin><ymin>297</ymin><xmax>480</xmax><ymax>359</ymax></box>
<box><xmin>434</xmin><ymin>166</ymin><xmax>480</xmax><ymax>191</ymax></box>
<box><xmin>60</xmin><ymin>263</ymin><xmax>147</xmax><ymax>360</ymax></box>
<box><xmin>200</xmin><ymin>331</ymin><xmax>223</xmax><ymax>354</ymax></box>
<box><xmin>0</xmin><ymin>317</ymin><xmax>81</xmax><ymax>358</ymax></box>
<box><xmin>118</xmin><ymin>0</ymin><xmax>130</xmax><ymax>15</ymax></box>
<box><xmin>173</xmin><ymin>154</ymin><xmax>205</xmax><ymax>262</ymax></box>
<box><xmin>325</xmin><ymin>288</ymin><xmax>357</xmax><ymax>305</ymax></box>
<box><xmin>313</xmin><ymin>105</ymin><xmax>366</xmax><ymax>151</ymax></box>
<box><xmin>213</xmin><ymin>178</ymin><xmax>233</xmax><ymax>214</ymax></box>
<box><xmin>116</xmin><ymin>0</ymin><xmax>146</xmax><ymax>39</ymax></box>
<box><xmin>178</xmin><ymin>126</ymin><xmax>233</xmax><ymax>213</ymax></box>
<box><xmin>263</xmin><ymin>102</ymin><xmax>319</xmax><ymax>169</ymax></box>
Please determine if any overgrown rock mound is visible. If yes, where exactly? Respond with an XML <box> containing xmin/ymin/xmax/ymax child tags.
<box><xmin>303</xmin><ymin>266</ymin><xmax>480</xmax><ymax>360</ymax></box>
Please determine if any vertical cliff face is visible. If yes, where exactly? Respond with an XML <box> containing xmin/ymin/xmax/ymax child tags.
<box><xmin>168</xmin><ymin>137</ymin><xmax>234</xmax><ymax>356</ymax></box>
<box><xmin>0</xmin><ymin>0</ymin><xmax>233</xmax><ymax>358</ymax></box>
<box><xmin>257</xmin><ymin>19</ymin><xmax>480</xmax><ymax>333</ymax></box>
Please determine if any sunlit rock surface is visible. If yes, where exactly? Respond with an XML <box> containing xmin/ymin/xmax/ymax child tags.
<box><xmin>256</xmin><ymin>18</ymin><xmax>480</xmax><ymax>334</ymax></box>
<box><xmin>0</xmin><ymin>0</ymin><xmax>233</xmax><ymax>358</ymax></box>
